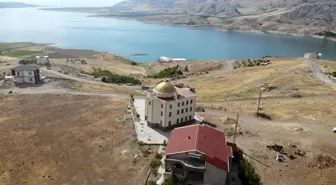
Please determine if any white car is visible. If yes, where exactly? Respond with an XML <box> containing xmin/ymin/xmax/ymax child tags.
<box><xmin>333</xmin><ymin>127</ymin><xmax>336</xmax><ymax>133</ymax></box>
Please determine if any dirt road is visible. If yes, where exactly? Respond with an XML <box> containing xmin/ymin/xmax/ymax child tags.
<box><xmin>198</xmin><ymin>94</ymin><xmax>336</xmax><ymax>104</ymax></box>
<box><xmin>307</xmin><ymin>58</ymin><xmax>336</xmax><ymax>86</ymax></box>
<box><xmin>200</xmin><ymin>108</ymin><xmax>336</xmax><ymax>185</ymax></box>
<box><xmin>41</xmin><ymin>67</ymin><xmax>143</xmax><ymax>92</ymax></box>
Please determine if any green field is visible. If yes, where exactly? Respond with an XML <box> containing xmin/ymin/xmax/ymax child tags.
<box><xmin>0</xmin><ymin>50</ymin><xmax>43</xmax><ymax>57</ymax></box>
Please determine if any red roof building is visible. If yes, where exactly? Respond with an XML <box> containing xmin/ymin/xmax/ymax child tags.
<box><xmin>164</xmin><ymin>124</ymin><xmax>233</xmax><ymax>185</ymax></box>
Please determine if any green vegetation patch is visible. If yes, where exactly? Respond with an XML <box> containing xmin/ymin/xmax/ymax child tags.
<box><xmin>316</xmin><ymin>31</ymin><xmax>336</xmax><ymax>38</ymax></box>
<box><xmin>150</xmin><ymin>158</ymin><xmax>162</xmax><ymax>168</ymax></box>
<box><xmin>151</xmin><ymin>66</ymin><xmax>183</xmax><ymax>78</ymax></box>
<box><xmin>0</xmin><ymin>50</ymin><xmax>43</xmax><ymax>57</ymax></box>
<box><xmin>228</xmin><ymin>88</ymin><xmax>260</xmax><ymax>99</ymax></box>
<box><xmin>238</xmin><ymin>157</ymin><xmax>261</xmax><ymax>185</ymax></box>
<box><xmin>91</xmin><ymin>68</ymin><xmax>141</xmax><ymax>85</ymax></box>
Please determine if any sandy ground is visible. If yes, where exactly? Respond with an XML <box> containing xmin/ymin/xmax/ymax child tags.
<box><xmin>0</xmin><ymin>94</ymin><xmax>155</xmax><ymax>185</ymax></box>
<box><xmin>200</xmin><ymin>109</ymin><xmax>336</xmax><ymax>185</ymax></box>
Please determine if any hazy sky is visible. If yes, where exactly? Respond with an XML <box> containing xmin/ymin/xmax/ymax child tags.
<box><xmin>2</xmin><ymin>0</ymin><xmax>122</xmax><ymax>7</ymax></box>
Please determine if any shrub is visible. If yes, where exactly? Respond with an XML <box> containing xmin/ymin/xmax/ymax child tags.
<box><xmin>332</xmin><ymin>72</ymin><xmax>336</xmax><ymax>77</ymax></box>
<box><xmin>256</xmin><ymin>112</ymin><xmax>272</xmax><ymax>120</ymax></box>
<box><xmin>184</xmin><ymin>66</ymin><xmax>189</xmax><ymax>72</ymax></box>
<box><xmin>147</xmin><ymin>180</ymin><xmax>157</xmax><ymax>185</ymax></box>
<box><xmin>155</xmin><ymin>153</ymin><xmax>163</xmax><ymax>160</ymax></box>
<box><xmin>163</xmin><ymin>140</ymin><xmax>167</xmax><ymax>146</ymax></box>
<box><xmin>19</xmin><ymin>59</ymin><xmax>37</xmax><ymax>65</ymax></box>
<box><xmin>150</xmin><ymin>158</ymin><xmax>162</xmax><ymax>168</ymax></box>
<box><xmin>238</xmin><ymin>157</ymin><xmax>261</xmax><ymax>185</ymax></box>
<box><xmin>136</xmin><ymin>114</ymin><xmax>140</xmax><ymax>118</ymax></box>
<box><xmin>130</xmin><ymin>95</ymin><xmax>134</xmax><ymax>101</ymax></box>
<box><xmin>152</xmin><ymin>66</ymin><xmax>183</xmax><ymax>78</ymax></box>
<box><xmin>92</xmin><ymin>68</ymin><xmax>141</xmax><ymax>85</ymax></box>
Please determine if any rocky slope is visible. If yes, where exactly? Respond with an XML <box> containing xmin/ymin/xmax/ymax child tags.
<box><xmin>110</xmin><ymin>0</ymin><xmax>336</xmax><ymax>35</ymax></box>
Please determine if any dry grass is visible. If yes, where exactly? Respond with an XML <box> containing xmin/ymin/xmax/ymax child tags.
<box><xmin>145</xmin><ymin>60</ymin><xmax>226</xmax><ymax>76</ymax></box>
<box><xmin>50</xmin><ymin>58</ymin><xmax>146</xmax><ymax>77</ymax></box>
<box><xmin>0</xmin><ymin>94</ymin><xmax>152</xmax><ymax>185</ymax></box>
<box><xmin>71</xmin><ymin>82</ymin><xmax>140</xmax><ymax>95</ymax></box>
<box><xmin>178</xmin><ymin>58</ymin><xmax>336</xmax><ymax>101</ymax></box>
<box><xmin>200</xmin><ymin>99</ymin><xmax>336</xmax><ymax>126</ymax></box>
<box><xmin>315</xmin><ymin>59</ymin><xmax>336</xmax><ymax>73</ymax></box>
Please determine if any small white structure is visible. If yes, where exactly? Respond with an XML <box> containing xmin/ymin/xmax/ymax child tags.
<box><xmin>36</xmin><ymin>56</ymin><xmax>49</xmax><ymax>65</ymax></box>
<box><xmin>145</xmin><ymin>80</ymin><xmax>196</xmax><ymax>131</ymax></box>
<box><xmin>158</xmin><ymin>56</ymin><xmax>187</xmax><ymax>63</ymax></box>
<box><xmin>11</xmin><ymin>65</ymin><xmax>41</xmax><ymax>84</ymax></box>
<box><xmin>304</xmin><ymin>52</ymin><xmax>322</xmax><ymax>59</ymax></box>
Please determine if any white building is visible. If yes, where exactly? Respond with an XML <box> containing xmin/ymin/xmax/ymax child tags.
<box><xmin>158</xmin><ymin>56</ymin><xmax>187</xmax><ymax>63</ymax></box>
<box><xmin>36</xmin><ymin>56</ymin><xmax>49</xmax><ymax>65</ymax></box>
<box><xmin>145</xmin><ymin>81</ymin><xmax>196</xmax><ymax>131</ymax></box>
<box><xmin>11</xmin><ymin>65</ymin><xmax>41</xmax><ymax>84</ymax></box>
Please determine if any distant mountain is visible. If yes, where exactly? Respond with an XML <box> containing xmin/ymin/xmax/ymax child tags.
<box><xmin>0</xmin><ymin>2</ymin><xmax>39</xmax><ymax>8</ymax></box>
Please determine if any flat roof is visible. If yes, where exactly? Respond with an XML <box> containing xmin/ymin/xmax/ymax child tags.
<box><xmin>11</xmin><ymin>64</ymin><xmax>40</xmax><ymax>71</ymax></box>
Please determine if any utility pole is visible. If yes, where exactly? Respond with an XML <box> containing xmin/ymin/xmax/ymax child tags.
<box><xmin>256</xmin><ymin>90</ymin><xmax>262</xmax><ymax>117</ymax></box>
<box><xmin>233</xmin><ymin>113</ymin><xmax>239</xmax><ymax>143</ymax></box>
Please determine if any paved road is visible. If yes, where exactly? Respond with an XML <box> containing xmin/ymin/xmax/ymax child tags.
<box><xmin>198</xmin><ymin>94</ymin><xmax>336</xmax><ymax>104</ymax></box>
<box><xmin>306</xmin><ymin>58</ymin><xmax>336</xmax><ymax>86</ymax></box>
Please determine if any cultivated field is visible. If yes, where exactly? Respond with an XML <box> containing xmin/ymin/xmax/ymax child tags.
<box><xmin>0</xmin><ymin>94</ymin><xmax>154</xmax><ymax>185</ymax></box>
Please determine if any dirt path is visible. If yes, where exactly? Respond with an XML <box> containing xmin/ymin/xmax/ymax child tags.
<box><xmin>41</xmin><ymin>67</ymin><xmax>143</xmax><ymax>92</ymax></box>
<box><xmin>198</xmin><ymin>94</ymin><xmax>336</xmax><ymax>104</ymax></box>
<box><xmin>307</xmin><ymin>59</ymin><xmax>336</xmax><ymax>86</ymax></box>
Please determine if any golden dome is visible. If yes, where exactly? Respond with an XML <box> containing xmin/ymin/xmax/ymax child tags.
<box><xmin>153</xmin><ymin>81</ymin><xmax>176</xmax><ymax>95</ymax></box>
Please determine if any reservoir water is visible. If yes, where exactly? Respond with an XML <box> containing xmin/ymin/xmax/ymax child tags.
<box><xmin>1</xmin><ymin>8</ymin><xmax>336</xmax><ymax>62</ymax></box>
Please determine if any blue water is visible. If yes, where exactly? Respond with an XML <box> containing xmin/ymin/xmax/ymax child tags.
<box><xmin>1</xmin><ymin>8</ymin><xmax>336</xmax><ymax>62</ymax></box>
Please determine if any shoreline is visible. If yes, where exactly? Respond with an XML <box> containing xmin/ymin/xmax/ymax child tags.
<box><xmin>89</xmin><ymin>14</ymin><xmax>336</xmax><ymax>42</ymax></box>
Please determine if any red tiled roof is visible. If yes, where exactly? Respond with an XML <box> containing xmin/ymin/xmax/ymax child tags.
<box><xmin>165</xmin><ymin>124</ymin><xmax>233</xmax><ymax>171</ymax></box>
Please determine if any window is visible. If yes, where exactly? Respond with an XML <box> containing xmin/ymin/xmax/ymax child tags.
<box><xmin>177</xmin><ymin>110</ymin><xmax>180</xmax><ymax>115</ymax></box>
<box><xmin>181</xmin><ymin>109</ymin><xmax>184</xmax><ymax>114</ymax></box>
<box><xmin>161</xmin><ymin>111</ymin><xmax>163</xmax><ymax>116</ymax></box>
<box><xmin>161</xmin><ymin>104</ymin><xmax>163</xmax><ymax>108</ymax></box>
<box><xmin>186</xmin><ymin>100</ymin><xmax>189</xmax><ymax>105</ymax></box>
<box><xmin>180</xmin><ymin>118</ymin><xmax>183</xmax><ymax>122</ymax></box>
<box><xmin>190</xmin><ymin>107</ymin><xmax>192</xmax><ymax>111</ymax></box>
<box><xmin>168</xmin><ymin>121</ymin><xmax>171</xmax><ymax>126</ymax></box>
<box><xmin>169</xmin><ymin>112</ymin><xmax>172</xmax><ymax>117</ymax></box>
<box><xmin>169</xmin><ymin>104</ymin><xmax>172</xmax><ymax>109</ymax></box>
<box><xmin>160</xmin><ymin>120</ymin><xmax>162</xmax><ymax>124</ymax></box>
<box><xmin>182</xmin><ymin>101</ymin><xmax>184</xmax><ymax>106</ymax></box>
<box><xmin>145</xmin><ymin>115</ymin><xmax>147</xmax><ymax>120</ymax></box>
<box><xmin>178</xmin><ymin>102</ymin><xmax>180</xmax><ymax>107</ymax></box>
<box><xmin>189</xmin><ymin>116</ymin><xmax>192</xmax><ymax>120</ymax></box>
<box><xmin>191</xmin><ymin>100</ymin><xmax>193</xmax><ymax>104</ymax></box>
<box><xmin>177</xmin><ymin>119</ymin><xmax>179</xmax><ymax>124</ymax></box>
<box><xmin>185</xmin><ymin>108</ymin><xmax>188</xmax><ymax>112</ymax></box>
<box><xmin>30</xmin><ymin>78</ymin><xmax>33</xmax><ymax>82</ymax></box>
<box><xmin>149</xmin><ymin>101</ymin><xmax>151</xmax><ymax>105</ymax></box>
<box><xmin>28</xmin><ymin>72</ymin><xmax>32</xmax><ymax>75</ymax></box>
<box><xmin>185</xmin><ymin>117</ymin><xmax>187</xmax><ymax>121</ymax></box>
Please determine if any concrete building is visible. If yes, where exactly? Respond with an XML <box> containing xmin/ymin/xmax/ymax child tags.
<box><xmin>163</xmin><ymin>124</ymin><xmax>233</xmax><ymax>185</ymax></box>
<box><xmin>158</xmin><ymin>56</ymin><xmax>187</xmax><ymax>63</ymax></box>
<box><xmin>145</xmin><ymin>81</ymin><xmax>196</xmax><ymax>131</ymax></box>
<box><xmin>11</xmin><ymin>65</ymin><xmax>41</xmax><ymax>84</ymax></box>
<box><xmin>36</xmin><ymin>56</ymin><xmax>49</xmax><ymax>65</ymax></box>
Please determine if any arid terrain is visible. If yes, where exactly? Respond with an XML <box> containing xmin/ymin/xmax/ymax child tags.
<box><xmin>0</xmin><ymin>94</ymin><xmax>155</xmax><ymax>185</ymax></box>
<box><xmin>1</xmin><ymin>42</ymin><xmax>336</xmax><ymax>185</ymax></box>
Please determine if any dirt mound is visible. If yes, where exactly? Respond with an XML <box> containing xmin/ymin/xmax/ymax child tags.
<box><xmin>308</xmin><ymin>154</ymin><xmax>336</xmax><ymax>169</ymax></box>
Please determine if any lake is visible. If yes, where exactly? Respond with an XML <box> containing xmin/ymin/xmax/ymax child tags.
<box><xmin>1</xmin><ymin>8</ymin><xmax>336</xmax><ymax>62</ymax></box>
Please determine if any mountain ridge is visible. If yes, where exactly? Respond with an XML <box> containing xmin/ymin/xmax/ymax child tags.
<box><xmin>0</xmin><ymin>2</ymin><xmax>39</xmax><ymax>8</ymax></box>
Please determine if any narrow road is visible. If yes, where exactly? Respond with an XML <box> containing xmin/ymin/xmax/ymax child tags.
<box><xmin>306</xmin><ymin>58</ymin><xmax>336</xmax><ymax>86</ymax></box>
<box><xmin>198</xmin><ymin>94</ymin><xmax>336</xmax><ymax>104</ymax></box>
<box><xmin>41</xmin><ymin>67</ymin><xmax>143</xmax><ymax>93</ymax></box>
